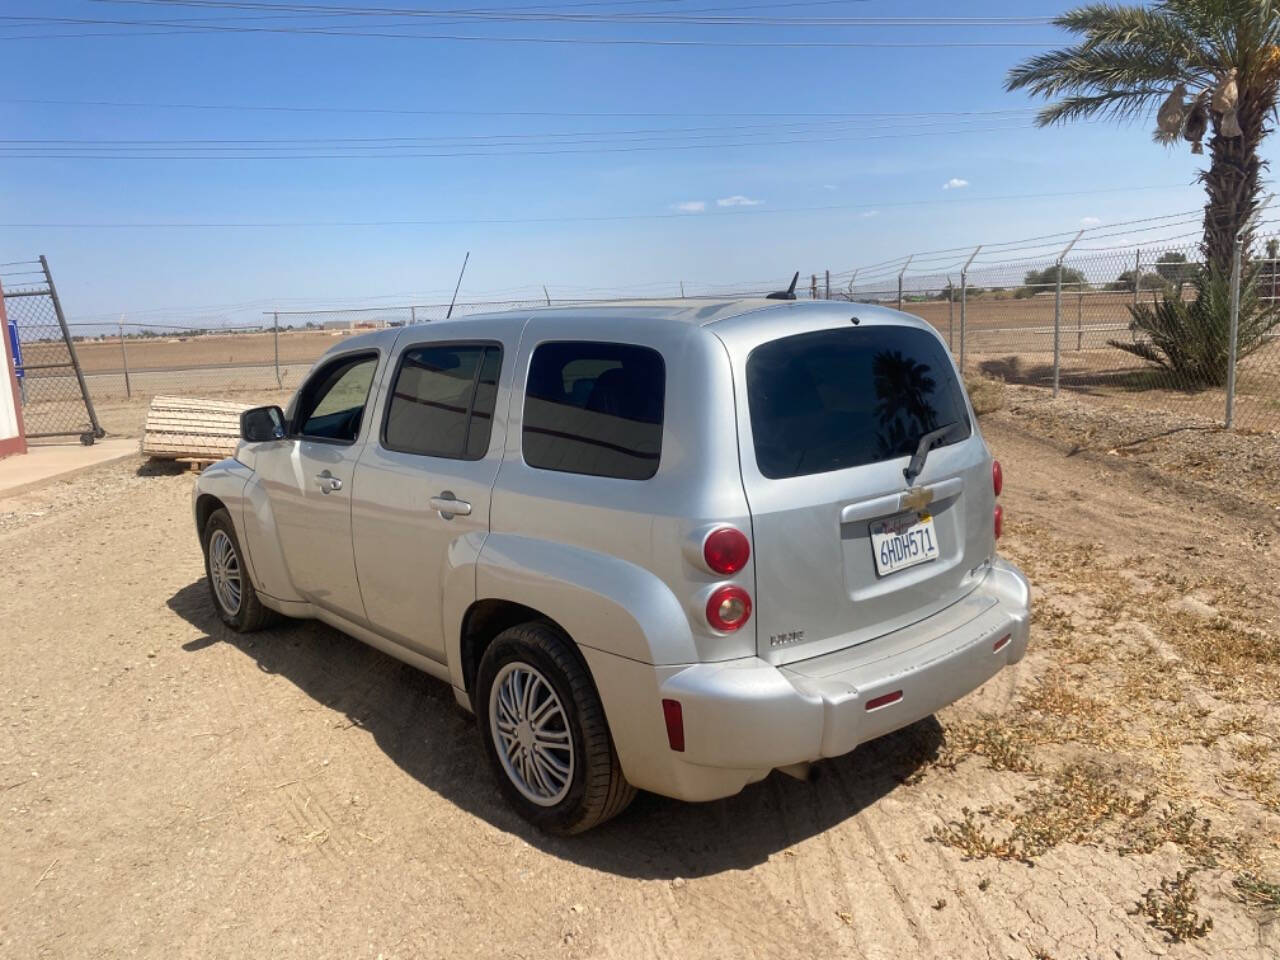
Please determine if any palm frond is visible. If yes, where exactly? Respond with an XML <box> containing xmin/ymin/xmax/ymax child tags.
<box><xmin>1056</xmin><ymin>3</ymin><xmax>1202</xmax><ymax>59</ymax></box>
<box><xmin>1036</xmin><ymin>90</ymin><xmax>1171</xmax><ymax>125</ymax></box>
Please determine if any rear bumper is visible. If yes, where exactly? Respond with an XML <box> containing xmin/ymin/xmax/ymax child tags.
<box><xmin>583</xmin><ymin>558</ymin><xmax>1030</xmax><ymax>802</ymax></box>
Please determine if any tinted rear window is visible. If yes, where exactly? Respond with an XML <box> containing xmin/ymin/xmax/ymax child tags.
<box><xmin>746</xmin><ymin>326</ymin><xmax>971</xmax><ymax>480</ymax></box>
<box><xmin>523</xmin><ymin>341</ymin><xmax>665</xmax><ymax>480</ymax></box>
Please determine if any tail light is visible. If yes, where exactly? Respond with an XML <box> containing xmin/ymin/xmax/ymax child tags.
<box><xmin>706</xmin><ymin>584</ymin><xmax>752</xmax><ymax>632</ymax></box>
<box><xmin>703</xmin><ymin>526</ymin><xmax>750</xmax><ymax>575</ymax></box>
<box><xmin>993</xmin><ymin>459</ymin><xmax>1004</xmax><ymax>539</ymax></box>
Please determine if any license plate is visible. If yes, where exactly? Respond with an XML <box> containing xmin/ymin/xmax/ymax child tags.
<box><xmin>870</xmin><ymin>511</ymin><xmax>939</xmax><ymax>576</ymax></box>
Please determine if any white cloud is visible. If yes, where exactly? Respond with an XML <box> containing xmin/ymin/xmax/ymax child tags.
<box><xmin>861</xmin><ymin>210</ymin><xmax>880</xmax><ymax>219</ymax></box>
<box><xmin>823</xmin><ymin>184</ymin><xmax>838</xmax><ymax>191</ymax></box>
<box><xmin>942</xmin><ymin>178</ymin><xmax>970</xmax><ymax>191</ymax></box>
<box><xmin>716</xmin><ymin>195</ymin><xmax>762</xmax><ymax>207</ymax></box>
<box><xmin>1080</xmin><ymin>216</ymin><xmax>1102</xmax><ymax>227</ymax></box>
<box><xmin>671</xmin><ymin>201</ymin><xmax>706</xmax><ymax>213</ymax></box>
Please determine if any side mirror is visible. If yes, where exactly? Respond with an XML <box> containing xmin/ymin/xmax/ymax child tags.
<box><xmin>241</xmin><ymin>405</ymin><xmax>286</xmax><ymax>443</ymax></box>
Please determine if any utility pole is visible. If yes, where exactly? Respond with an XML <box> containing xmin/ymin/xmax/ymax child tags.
<box><xmin>896</xmin><ymin>255</ymin><xmax>913</xmax><ymax>312</ymax></box>
<box><xmin>824</xmin><ymin>269</ymin><xmax>830</xmax><ymax>300</ymax></box>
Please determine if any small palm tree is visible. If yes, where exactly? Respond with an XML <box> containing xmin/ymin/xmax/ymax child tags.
<box><xmin>1007</xmin><ymin>1</ymin><xmax>1280</xmax><ymax>278</ymax></box>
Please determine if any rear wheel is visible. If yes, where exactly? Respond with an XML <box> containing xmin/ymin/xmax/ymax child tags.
<box><xmin>202</xmin><ymin>508</ymin><xmax>276</xmax><ymax>632</ymax></box>
<box><xmin>476</xmin><ymin>622</ymin><xmax>634</xmax><ymax>834</ymax></box>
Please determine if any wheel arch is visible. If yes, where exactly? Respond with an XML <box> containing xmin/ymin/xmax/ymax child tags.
<box><xmin>458</xmin><ymin>599</ymin><xmax>577</xmax><ymax>697</ymax></box>
<box><xmin>194</xmin><ymin>492</ymin><xmax>226</xmax><ymax>539</ymax></box>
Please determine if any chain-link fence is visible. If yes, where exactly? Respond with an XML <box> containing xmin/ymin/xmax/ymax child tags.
<box><xmin>823</xmin><ymin>235</ymin><xmax>1280</xmax><ymax>433</ymax></box>
<box><xmin>13</xmin><ymin>227</ymin><xmax>1280</xmax><ymax>438</ymax></box>
<box><xmin>2</xmin><ymin>257</ymin><xmax>104</xmax><ymax>443</ymax></box>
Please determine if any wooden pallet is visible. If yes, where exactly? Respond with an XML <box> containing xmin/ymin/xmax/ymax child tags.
<box><xmin>141</xmin><ymin>395</ymin><xmax>252</xmax><ymax>462</ymax></box>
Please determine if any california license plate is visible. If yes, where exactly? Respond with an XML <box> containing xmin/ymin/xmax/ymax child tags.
<box><xmin>870</xmin><ymin>511</ymin><xmax>939</xmax><ymax>576</ymax></box>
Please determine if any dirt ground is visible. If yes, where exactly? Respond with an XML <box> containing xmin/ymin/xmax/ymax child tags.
<box><xmin>2</xmin><ymin>387</ymin><xmax>1278</xmax><ymax>959</ymax></box>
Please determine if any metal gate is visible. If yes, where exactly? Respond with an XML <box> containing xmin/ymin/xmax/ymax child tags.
<box><xmin>1</xmin><ymin>256</ymin><xmax>103</xmax><ymax>444</ymax></box>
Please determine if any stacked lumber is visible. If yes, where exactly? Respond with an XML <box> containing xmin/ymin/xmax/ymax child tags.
<box><xmin>141</xmin><ymin>395</ymin><xmax>252</xmax><ymax>464</ymax></box>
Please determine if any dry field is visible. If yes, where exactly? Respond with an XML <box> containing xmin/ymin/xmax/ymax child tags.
<box><xmin>1</xmin><ymin>384</ymin><xmax>1279</xmax><ymax>959</ymax></box>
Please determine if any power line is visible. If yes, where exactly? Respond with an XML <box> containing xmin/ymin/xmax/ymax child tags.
<box><xmin>1</xmin><ymin>13</ymin><xmax>1056</xmax><ymax>45</ymax></box>
<box><xmin>0</xmin><ymin>96</ymin><xmax>1042</xmax><ymax>120</ymax></box>
<box><xmin>0</xmin><ymin>183</ymin><xmax>1198</xmax><ymax>229</ymax></box>
<box><xmin>0</xmin><ymin>112</ymin><xmax>1040</xmax><ymax>146</ymax></box>
<box><xmin>89</xmin><ymin>1</ymin><xmax>1056</xmax><ymax>27</ymax></box>
<box><xmin>0</xmin><ymin>120</ymin><xmax>1082</xmax><ymax>159</ymax></box>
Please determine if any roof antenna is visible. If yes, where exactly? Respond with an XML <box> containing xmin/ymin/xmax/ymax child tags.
<box><xmin>766</xmin><ymin>271</ymin><xmax>799</xmax><ymax>300</ymax></box>
<box><xmin>446</xmin><ymin>251</ymin><xmax>470</xmax><ymax>319</ymax></box>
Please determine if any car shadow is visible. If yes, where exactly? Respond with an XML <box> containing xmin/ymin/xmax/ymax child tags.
<box><xmin>168</xmin><ymin>580</ymin><xmax>945</xmax><ymax>880</ymax></box>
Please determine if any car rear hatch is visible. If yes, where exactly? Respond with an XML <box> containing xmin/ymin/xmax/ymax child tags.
<box><xmin>714</xmin><ymin>309</ymin><xmax>996</xmax><ymax>666</ymax></box>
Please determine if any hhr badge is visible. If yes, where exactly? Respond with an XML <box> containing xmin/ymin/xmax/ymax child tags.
<box><xmin>770</xmin><ymin>630</ymin><xmax>806</xmax><ymax>647</ymax></box>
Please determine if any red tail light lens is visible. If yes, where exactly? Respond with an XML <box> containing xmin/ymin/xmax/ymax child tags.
<box><xmin>992</xmin><ymin>459</ymin><xmax>1003</xmax><ymax>497</ymax></box>
<box><xmin>703</xmin><ymin>527</ymin><xmax>750</xmax><ymax>575</ymax></box>
<box><xmin>994</xmin><ymin>504</ymin><xmax>1004</xmax><ymax>540</ymax></box>
<box><xmin>706</xmin><ymin>585</ymin><xmax>752</xmax><ymax>632</ymax></box>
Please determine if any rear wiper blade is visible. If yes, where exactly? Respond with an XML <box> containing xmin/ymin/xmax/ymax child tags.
<box><xmin>903</xmin><ymin>421</ymin><xmax>961</xmax><ymax>485</ymax></box>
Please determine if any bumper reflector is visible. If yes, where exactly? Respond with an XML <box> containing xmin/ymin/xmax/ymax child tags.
<box><xmin>865</xmin><ymin>690</ymin><xmax>903</xmax><ymax>712</ymax></box>
<box><xmin>661</xmin><ymin>698</ymin><xmax>685</xmax><ymax>752</ymax></box>
<box><xmin>993</xmin><ymin>633</ymin><xmax>1012</xmax><ymax>653</ymax></box>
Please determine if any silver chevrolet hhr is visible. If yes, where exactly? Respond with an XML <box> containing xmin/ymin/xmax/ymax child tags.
<box><xmin>194</xmin><ymin>298</ymin><xmax>1030</xmax><ymax>833</ymax></box>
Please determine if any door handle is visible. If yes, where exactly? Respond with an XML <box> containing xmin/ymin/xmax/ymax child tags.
<box><xmin>429</xmin><ymin>492</ymin><xmax>472</xmax><ymax>518</ymax></box>
<box><xmin>315</xmin><ymin>471</ymin><xmax>343</xmax><ymax>494</ymax></box>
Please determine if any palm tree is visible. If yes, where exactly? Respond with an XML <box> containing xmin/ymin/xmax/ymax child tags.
<box><xmin>1006</xmin><ymin>1</ymin><xmax>1280</xmax><ymax>279</ymax></box>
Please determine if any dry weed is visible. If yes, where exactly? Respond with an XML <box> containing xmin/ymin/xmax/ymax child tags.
<box><xmin>1132</xmin><ymin>871</ymin><xmax>1213</xmax><ymax>942</ymax></box>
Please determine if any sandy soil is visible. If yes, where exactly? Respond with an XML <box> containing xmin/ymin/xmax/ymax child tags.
<box><xmin>1</xmin><ymin>392</ymin><xmax>1278</xmax><ymax>959</ymax></box>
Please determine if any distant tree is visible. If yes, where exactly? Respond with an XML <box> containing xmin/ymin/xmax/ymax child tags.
<box><xmin>1107</xmin><ymin>269</ymin><xmax>1170</xmax><ymax>293</ymax></box>
<box><xmin>1022</xmin><ymin>266</ymin><xmax>1088</xmax><ymax>289</ymax></box>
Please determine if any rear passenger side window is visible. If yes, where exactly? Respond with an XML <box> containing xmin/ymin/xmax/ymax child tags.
<box><xmin>383</xmin><ymin>343</ymin><xmax>501</xmax><ymax>460</ymax></box>
<box><xmin>523</xmin><ymin>342</ymin><xmax>665</xmax><ymax>480</ymax></box>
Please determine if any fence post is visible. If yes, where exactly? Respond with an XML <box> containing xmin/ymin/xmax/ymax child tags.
<box><xmin>1076</xmin><ymin>285</ymin><xmax>1083</xmax><ymax>351</ymax></box>
<box><xmin>1226</xmin><ymin>235</ymin><xmax>1244</xmax><ymax>428</ymax></box>
<box><xmin>41</xmin><ymin>255</ymin><xmax>103</xmax><ymax>439</ymax></box>
<box><xmin>959</xmin><ymin>246</ymin><xmax>981</xmax><ymax>373</ymax></box>
<box><xmin>896</xmin><ymin>255</ymin><xmax>913</xmax><ymax>312</ymax></box>
<box><xmin>272</xmin><ymin>311</ymin><xmax>282</xmax><ymax>389</ymax></box>
<box><xmin>118</xmin><ymin>317</ymin><xmax>131</xmax><ymax>399</ymax></box>
<box><xmin>947</xmin><ymin>279</ymin><xmax>954</xmax><ymax>349</ymax></box>
<box><xmin>1053</xmin><ymin>231</ymin><xmax>1085</xmax><ymax>399</ymax></box>
<box><xmin>410</xmin><ymin>305</ymin><xmax>417</xmax><ymax>325</ymax></box>
<box><xmin>824</xmin><ymin>270</ymin><xmax>830</xmax><ymax>300</ymax></box>
<box><xmin>1133</xmin><ymin>249</ymin><xmax>1140</xmax><ymax>306</ymax></box>
<box><xmin>810</xmin><ymin>274</ymin><xmax>817</xmax><ymax>300</ymax></box>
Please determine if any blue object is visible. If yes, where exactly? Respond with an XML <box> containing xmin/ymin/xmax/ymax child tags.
<box><xmin>6</xmin><ymin>320</ymin><xmax>21</xmax><ymax>380</ymax></box>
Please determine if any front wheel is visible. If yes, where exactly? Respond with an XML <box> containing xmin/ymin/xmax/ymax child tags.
<box><xmin>201</xmin><ymin>508</ymin><xmax>277</xmax><ymax>632</ymax></box>
<box><xmin>476</xmin><ymin>623</ymin><xmax>635</xmax><ymax>834</ymax></box>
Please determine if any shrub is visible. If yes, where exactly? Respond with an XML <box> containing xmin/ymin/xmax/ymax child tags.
<box><xmin>1108</xmin><ymin>265</ymin><xmax>1280</xmax><ymax>386</ymax></box>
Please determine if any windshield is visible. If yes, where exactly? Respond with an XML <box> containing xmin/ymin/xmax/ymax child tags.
<box><xmin>745</xmin><ymin>325</ymin><xmax>971</xmax><ymax>480</ymax></box>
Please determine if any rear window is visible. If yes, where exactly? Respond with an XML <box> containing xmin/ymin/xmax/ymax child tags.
<box><xmin>746</xmin><ymin>325</ymin><xmax>971</xmax><ymax>480</ymax></box>
<box><xmin>523</xmin><ymin>341</ymin><xmax>665</xmax><ymax>480</ymax></box>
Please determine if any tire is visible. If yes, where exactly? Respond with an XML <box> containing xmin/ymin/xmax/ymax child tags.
<box><xmin>201</xmin><ymin>508</ymin><xmax>277</xmax><ymax>632</ymax></box>
<box><xmin>476</xmin><ymin>622</ymin><xmax>635</xmax><ymax>834</ymax></box>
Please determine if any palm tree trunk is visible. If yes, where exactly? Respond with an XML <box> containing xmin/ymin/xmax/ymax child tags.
<box><xmin>1201</xmin><ymin>95</ymin><xmax>1266</xmax><ymax>277</ymax></box>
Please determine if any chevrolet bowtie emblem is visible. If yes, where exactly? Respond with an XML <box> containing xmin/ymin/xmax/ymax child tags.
<box><xmin>899</xmin><ymin>486</ymin><xmax>933</xmax><ymax>512</ymax></box>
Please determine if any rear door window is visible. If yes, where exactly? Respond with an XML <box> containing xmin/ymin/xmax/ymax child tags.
<box><xmin>383</xmin><ymin>343</ymin><xmax>502</xmax><ymax>460</ymax></box>
<box><xmin>522</xmin><ymin>341</ymin><xmax>665</xmax><ymax>480</ymax></box>
<box><xmin>746</xmin><ymin>326</ymin><xmax>970</xmax><ymax>480</ymax></box>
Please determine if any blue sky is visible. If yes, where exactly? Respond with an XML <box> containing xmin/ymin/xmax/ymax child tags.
<box><xmin>1</xmin><ymin>0</ymin><xmax>1272</xmax><ymax>326</ymax></box>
